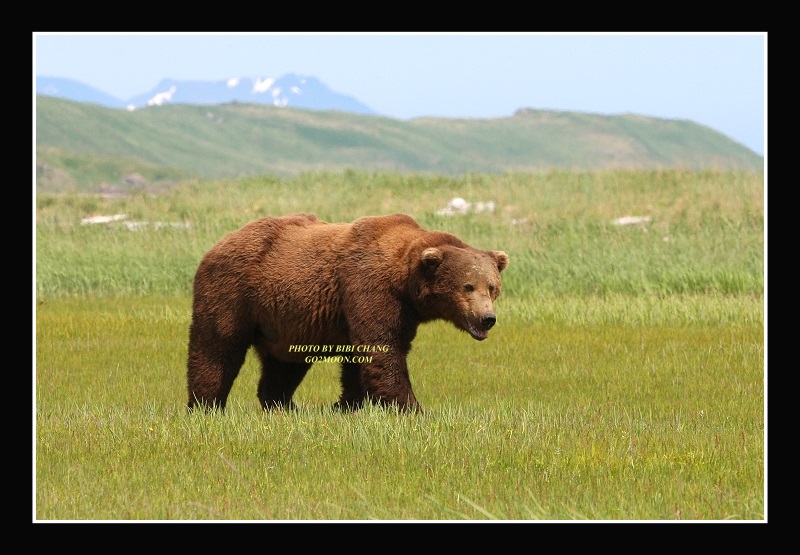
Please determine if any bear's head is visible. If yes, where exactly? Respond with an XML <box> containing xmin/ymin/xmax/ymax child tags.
<box><xmin>412</xmin><ymin>245</ymin><xmax>509</xmax><ymax>341</ymax></box>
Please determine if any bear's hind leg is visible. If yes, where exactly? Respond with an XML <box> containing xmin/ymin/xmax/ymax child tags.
<box><xmin>256</xmin><ymin>355</ymin><xmax>312</xmax><ymax>410</ymax></box>
<box><xmin>187</xmin><ymin>337</ymin><xmax>250</xmax><ymax>411</ymax></box>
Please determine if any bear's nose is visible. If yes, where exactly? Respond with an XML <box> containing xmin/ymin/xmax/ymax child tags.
<box><xmin>481</xmin><ymin>314</ymin><xmax>496</xmax><ymax>329</ymax></box>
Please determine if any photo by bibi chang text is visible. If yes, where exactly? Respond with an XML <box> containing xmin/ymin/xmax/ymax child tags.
<box><xmin>288</xmin><ymin>344</ymin><xmax>390</xmax><ymax>364</ymax></box>
<box><xmin>287</xmin><ymin>344</ymin><xmax>390</xmax><ymax>353</ymax></box>
<box><xmin>303</xmin><ymin>355</ymin><xmax>376</xmax><ymax>364</ymax></box>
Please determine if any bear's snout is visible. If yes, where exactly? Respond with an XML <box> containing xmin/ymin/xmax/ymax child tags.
<box><xmin>467</xmin><ymin>311</ymin><xmax>497</xmax><ymax>341</ymax></box>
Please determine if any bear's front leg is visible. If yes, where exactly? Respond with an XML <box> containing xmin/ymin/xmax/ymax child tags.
<box><xmin>359</xmin><ymin>354</ymin><xmax>421</xmax><ymax>413</ymax></box>
<box><xmin>334</xmin><ymin>361</ymin><xmax>366</xmax><ymax>411</ymax></box>
<box><xmin>344</xmin><ymin>302</ymin><xmax>422</xmax><ymax>412</ymax></box>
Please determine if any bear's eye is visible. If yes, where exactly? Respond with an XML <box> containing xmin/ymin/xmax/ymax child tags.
<box><xmin>464</xmin><ymin>284</ymin><xmax>475</xmax><ymax>292</ymax></box>
<box><xmin>488</xmin><ymin>283</ymin><xmax>495</xmax><ymax>294</ymax></box>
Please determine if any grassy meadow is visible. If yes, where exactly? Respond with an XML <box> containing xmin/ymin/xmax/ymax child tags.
<box><xmin>34</xmin><ymin>169</ymin><xmax>765</xmax><ymax>521</ymax></box>
<box><xmin>35</xmin><ymin>97</ymin><xmax>764</xmax><ymax>192</ymax></box>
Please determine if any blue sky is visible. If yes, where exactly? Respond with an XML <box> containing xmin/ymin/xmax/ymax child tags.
<box><xmin>33</xmin><ymin>32</ymin><xmax>766</xmax><ymax>156</ymax></box>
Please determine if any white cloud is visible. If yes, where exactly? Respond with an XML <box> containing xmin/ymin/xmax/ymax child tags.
<box><xmin>227</xmin><ymin>77</ymin><xmax>239</xmax><ymax>88</ymax></box>
<box><xmin>291</xmin><ymin>86</ymin><xmax>302</xmax><ymax>95</ymax></box>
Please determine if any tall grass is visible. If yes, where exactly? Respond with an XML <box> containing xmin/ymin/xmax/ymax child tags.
<box><xmin>34</xmin><ymin>169</ymin><xmax>765</xmax><ymax>521</ymax></box>
<box><xmin>35</xmin><ymin>169</ymin><xmax>763</xmax><ymax>298</ymax></box>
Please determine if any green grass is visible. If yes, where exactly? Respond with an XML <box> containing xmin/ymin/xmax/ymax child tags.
<box><xmin>34</xmin><ymin>169</ymin><xmax>765</xmax><ymax>521</ymax></box>
<box><xmin>35</xmin><ymin>169</ymin><xmax>763</xmax><ymax>298</ymax></box>
<box><xmin>35</xmin><ymin>295</ymin><xmax>763</xmax><ymax>520</ymax></box>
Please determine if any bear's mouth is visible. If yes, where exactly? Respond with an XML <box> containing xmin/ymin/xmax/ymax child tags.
<box><xmin>467</xmin><ymin>324</ymin><xmax>489</xmax><ymax>341</ymax></box>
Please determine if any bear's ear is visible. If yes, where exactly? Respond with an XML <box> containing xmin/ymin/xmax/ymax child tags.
<box><xmin>421</xmin><ymin>247</ymin><xmax>444</xmax><ymax>270</ymax></box>
<box><xmin>490</xmin><ymin>250</ymin><xmax>509</xmax><ymax>272</ymax></box>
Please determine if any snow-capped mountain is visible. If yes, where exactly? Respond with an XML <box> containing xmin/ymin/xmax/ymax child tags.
<box><xmin>35</xmin><ymin>74</ymin><xmax>376</xmax><ymax>115</ymax></box>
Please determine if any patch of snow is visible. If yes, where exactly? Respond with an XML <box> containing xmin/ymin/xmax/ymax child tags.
<box><xmin>79</xmin><ymin>214</ymin><xmax>190</xmax><ymax>230</ymax></box>
<box><xmin>252</xmin><ymin>77</ymin><xmax>274</xmax><ymax>94</ymax></box>
<box><xmin>81</xmin><ymin>214</ymin><xmax>128</xmax><ymax>225</ymax></box>
<box><xmin>270</xmin><ymin>87</ymin><xmax>288</xmax><ymax>107</ymax></box>
<box><xmin>124</xmin><ymin>221</ymin><xmax>191</xmax><ymax>231</ymax></box>
<box><xmin>147</xmin><ymin>86</ymin><xmax>177</xmax><ymax>107</ymax></box>
<box><xmin>611</xmin><ymin>216</ymin><xmax>652</xmax><ymax>226</ymax></box>
<box><xmin>438</xmin><ymin>197</ymin><xmax>469</xmax><ymax>215</ymax></box>
<box><xmin>227</xmin><ymin>77</ymin><xmax>239</xmax><ymax>88</ymax></box>
<box><xmin>473</xmin><ymin>201</ymin><xmax>495</xmax><ymax>214</ymax></box>
<box><xmin>436</xmin><ymin>197</ymin><xmax>495</xmax><ymax>216</ymax></box>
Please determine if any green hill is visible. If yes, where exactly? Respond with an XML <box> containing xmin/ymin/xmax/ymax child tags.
<box><xmin>35</xmin><ymin>96</ymin><xmax>764</xmax><ymax>192</ymax></box>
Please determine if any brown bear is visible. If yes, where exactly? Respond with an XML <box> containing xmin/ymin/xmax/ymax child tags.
<box><xmin>186</xmin><ymin>213</ymin><xmax>509</xmax><ymax>413</ymax></box>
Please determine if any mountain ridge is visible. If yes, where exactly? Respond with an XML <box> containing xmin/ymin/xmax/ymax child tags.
<box><xmin>34</xmin><ymin>95</ymin><xmax>763</xmax><ymax>192</ymax></box>
<box><xmin>36</xmin><ymin>74</ymin><xmax>375</xmax><ymax>114</ymax></box>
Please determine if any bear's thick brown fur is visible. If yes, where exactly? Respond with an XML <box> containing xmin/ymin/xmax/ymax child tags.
<box><xmin>187</xmin><ymin>213</ymin><xmax>509</xmax><ymax>412</ymax></box>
